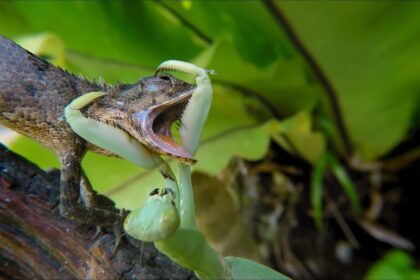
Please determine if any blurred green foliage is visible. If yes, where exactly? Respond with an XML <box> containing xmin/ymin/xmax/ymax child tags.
<box><xmin>365</xmin><ymin>250</ymin><xmax>420</xmax><ymax>280</ymax></box>
<box><xmin>282</xmin><ymin>2</ymin><xmax>420</xmax><ymax>158</ymax></box>
<box><xmin>0</xmin><ymin>0</ymin><xmax>418</xmax><ymax>229</ymax></box>
<box><xmin>1</xmin><ymin>2</ymin><xmax>420</xmax><ymax>276</ymax></box>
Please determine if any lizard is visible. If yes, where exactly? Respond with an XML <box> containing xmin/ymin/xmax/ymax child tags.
<box><xmin>0</xmin><ymin>35</ymin><xmax>196</xmax><ymax>226</ymax></box>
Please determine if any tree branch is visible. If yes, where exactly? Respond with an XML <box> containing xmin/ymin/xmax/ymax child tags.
<box><xmin>0</xmin><ymin>144</ymin><xmax>196</xmax><ymax>279</ymax></box>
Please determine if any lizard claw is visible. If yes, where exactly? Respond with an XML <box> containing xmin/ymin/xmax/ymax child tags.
<box><xmin>111</xmin><ymin>223</ymin><xmax>125</xmax><ymax>256</ymax></box>
<box><xmin>92</xmin><ymin>225</ymin><xmax>103</xmax><ymax>240</ymax></box>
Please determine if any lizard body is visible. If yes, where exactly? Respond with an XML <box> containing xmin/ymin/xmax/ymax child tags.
<box><xmin>0</xmin><ymin>35</ymin><xmax>195</xmax><ymax>225</ymax></box>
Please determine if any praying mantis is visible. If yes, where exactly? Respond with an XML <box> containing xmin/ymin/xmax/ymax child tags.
<box><xmin>65</xmin><ymin>60</ymin><xmax>289</xmax><ymax>279</ymax></box>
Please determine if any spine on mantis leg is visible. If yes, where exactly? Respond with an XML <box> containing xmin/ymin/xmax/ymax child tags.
<box><xmin>157</xmin><ymin>60</ymin><xmax>213</xmax><ymax>229</ymax></box>
<box><xmin>156</xmin><ymin>60</ymin><xmax>213</xmax><ymax>156</ymax></box>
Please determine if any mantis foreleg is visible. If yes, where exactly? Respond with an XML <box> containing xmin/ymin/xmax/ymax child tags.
<box><xmin>65</xmin><ymin>91</ymin><xmax>161</xmax><ymax>169</ymax></box>
<box><xmin>124</xmin><ymin>60</ymin><xmax>290</xmax><ymax>280</ymax></box>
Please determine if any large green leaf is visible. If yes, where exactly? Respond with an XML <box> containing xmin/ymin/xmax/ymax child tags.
<box><xmin>270</xmin><ymin>112</ymin><xmax>326</xmax><ymax>164</ymax></box>
<box><xmin>0</xmin><ymin>1</ymin><xmax>204</xmax><ymax>69</ymax></box>
<box><xmin>195</xmin><ymin>39</ymin><xmax>321</xmax><ymax>116</ymax></box>
<box><xmin>160</xmin><ymin>1</ymin><xmax>323</xmax><ymax>116</ymax></box>
<box><xmin>160</xmin><ymin>0</ymin><xmax>295</xmax><ymax>67</ymax></box>
<box><xmin>279</xmin><ymin>2</ymin><xmax>420</xmax><ymax>159</ymax></box>
<box><xmin>196</xmin><ymin>122</ymin><xmax>271</xmax><ymax>176</ymax></box>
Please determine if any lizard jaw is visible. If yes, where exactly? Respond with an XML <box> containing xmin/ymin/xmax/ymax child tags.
<box><xmin>135</xmin><ymin>93</ymin><xmax>196</xmax><ymax>164</ymax></box>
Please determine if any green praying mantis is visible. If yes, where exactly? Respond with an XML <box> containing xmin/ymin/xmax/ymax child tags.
<box><xmin>65</xmin><ymin>60</ymin><xmax>289</xmax><ymax>280</ymax></box>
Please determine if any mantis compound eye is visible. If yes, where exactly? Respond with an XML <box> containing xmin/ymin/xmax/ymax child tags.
<box><xmin>149</xmin><ymin>188</ymin><xmax>160</xmax><ymax>196</ymax></box>
<box><xmin>160</xmin><ymin>188</ymin><xmax>175</xmax><ymax>199</ymax></box>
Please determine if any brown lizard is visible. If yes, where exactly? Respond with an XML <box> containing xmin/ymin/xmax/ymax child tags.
<box><xmin>0</xmin><ymin>35</ymin><xmax>195</xmax><ymax>226</ymax></box>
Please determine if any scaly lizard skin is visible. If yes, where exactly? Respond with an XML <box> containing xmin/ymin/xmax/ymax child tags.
<box><xmin>0</xmin><ymin>35</ymin><xmax>195</xmax><ymax>225</ymax></box>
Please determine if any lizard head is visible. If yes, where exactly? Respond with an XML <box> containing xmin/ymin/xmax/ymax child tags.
<box><xmin>85</xmin><ymin>74</ymin><xmax>196</xmax><ymax>164</ymax></box>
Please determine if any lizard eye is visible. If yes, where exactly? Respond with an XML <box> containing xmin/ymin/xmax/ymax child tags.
<box><xmin>157</xmin><ymin>74</ymin><xmax>175</xmax><ymax>87</ymax></box>
<box><xmin>149</xmin><ymin>188</ymin><xmax>160</xmax><ymax>196</ymax></box>
<box><xmin>158</xmin><ymin>74</ymin><xmax>172</xmax><ymax>81</ymax></box>
<box><xmin>157</xmin><ymin>74</ymin><xmax>175</xmax><ymax>86</ymax></box>
<box><xmin>153</xmin><ymin>74</ymin><xmax>176</xmax><ymax>95</ymax></box>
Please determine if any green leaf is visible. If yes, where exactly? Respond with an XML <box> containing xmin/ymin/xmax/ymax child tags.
<box><xmin>161</xmin><ymin>0</ymin><xmax>297</xmax><ymax>67</ymax></box>
<box><xmin>270</xmin><ymin>112</ymin><xmax>326</xmax><ymax>164</ymax></box>
<box><xmin>328</xmin><ymin>154</ymin><xmax>361</xmax><ymax>215</ymax></box>
<box><xmin>0</xmin><ymin>1</ymin><xmax>204</xmax><ymax>69</ymax></box>
<box><xmin>105</xmin><ymin>167</ymin><xmax>165</xmax><ymax>210</ymax></box>
<box><xmin>190</xmin><ymin>83</ymin><xmax>272</xmax><ymax>176</ymax></box>
<box><xmin>195</xmin><ymin>38</ymin><xmax>321</xmax><ymax>116</ymax></box>
<box><xmin>66</xmin><ymin>51</ymin><xmax>153</xmax><ymax>84</ymax></box>
<box><xmin>365</xmin><ymin>250</ymin><xmax>420</xmax><ymax>280</ymax></box>
<box><xmin>279</xmin><ymin>2</ymin><xmax>420</xmax><ymax>159</ymax></box>
<box><xmin>195</xmin><ymin>122</ymin><xmax>271</xmax><ymax>176</ymax></box>
<box><xmin>82</xmin><ymin>152</ymin><xmax>142</xmax><ymax>194</ymax></box>
<box><xmin>159</xmin><ymin>2</ymin><xmax>323</xmax><ymax>117</ymax></box>
<box><xmin>200</xmin><ymin>84</ymin><xmax>260</xmax><ymax>139</ymax></box>
<box><xmin>309</xmin><ymin>152</ymin><xmax>361</xmax><ymax>228</ymax></box>
<box><xmin>16</xmin><ymin>32</ymin><xmax>66</xmax><ymax>68</ymax></box>
<box><xmin>8</xmin><ymin>135</ymin><xmax>60</xmax><ymax>169</ymax></box>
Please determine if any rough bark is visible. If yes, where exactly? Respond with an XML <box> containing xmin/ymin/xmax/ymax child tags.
<box><xmin>0</xmin><ymin>143</ymin><xmax>196</xmax><ymax>279</ymax></box>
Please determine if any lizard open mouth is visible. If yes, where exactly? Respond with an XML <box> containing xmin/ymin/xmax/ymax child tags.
<box><xmin>136</xmin><ymin>92</ymin><xmax>195</xmax><ymax>164</ymax></box>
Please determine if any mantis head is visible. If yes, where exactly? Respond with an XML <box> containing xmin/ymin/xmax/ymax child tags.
<box><xmin>83</xmin><ymin>74</ymin><xmax>197</xmax><ymax>164</ymax></box>
<box><xmin>124</xmin><ymin>187</ymin><xmax>180</xmax><ymax>242</ymax></box>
